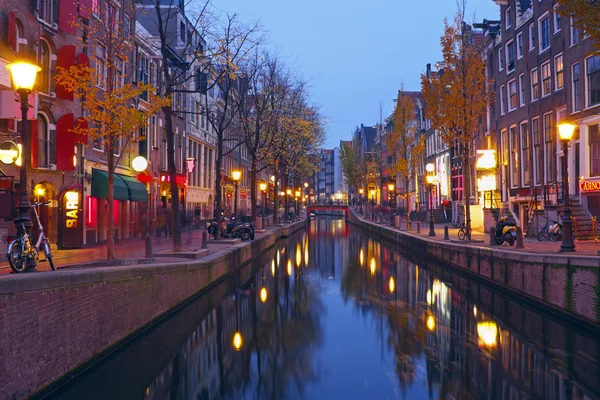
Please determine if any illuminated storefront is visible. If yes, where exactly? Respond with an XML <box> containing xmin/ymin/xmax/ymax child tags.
<box><xmin>58</xmin><ymin>185</ymin><xmax>82</xmax><ymax>249</ymax></box>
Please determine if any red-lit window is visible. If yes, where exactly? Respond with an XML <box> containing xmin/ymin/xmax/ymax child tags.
<box><xmin>86</xmin><ymin>196</ymin><xmax>98</xmax><ymax>227</ymax></box>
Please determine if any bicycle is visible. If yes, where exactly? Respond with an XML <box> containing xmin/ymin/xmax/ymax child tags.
<box><xmin>409</xmin><ymin>210</ymin><xmax>426</xmax><ymax>222</ymax></box>
<box><xmin>457</xmin><ymin>224</ymin><xmax>472</xmax><ymax>241</ymax></box>
<box><xmin>6</xmin><ymin>201</ymin><xmax>55</xmax><ymax>273</ymax></box>
<box><xmin>537</xmin><ymin>220</ymin><xmax>562</xmax><ymax>241</ymax></box>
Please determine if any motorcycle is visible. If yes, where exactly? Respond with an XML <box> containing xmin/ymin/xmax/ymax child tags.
<box><xmin>207</xmin><ymin>217</ymin><xmax>254</xmax><ymax>241</ymax></box>
<box><xmin>495</xmin><ymin>221</ymin><xmax>517</xmax><ymax>246</ymax></box>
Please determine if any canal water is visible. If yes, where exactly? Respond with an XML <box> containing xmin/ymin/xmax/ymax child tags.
<box><xmin>44</xmin><ymin>218</ymin><xmax>600</xmax><ymax>400</ymax></box>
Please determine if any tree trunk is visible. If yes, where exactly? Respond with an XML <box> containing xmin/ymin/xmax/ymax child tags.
<box><xmin>272</xmin><ymin>167</ymin><xmax>279</xmax><ymax>224</ymax></box>
<box><xmin>463</xmin><ymin>150</ymin><xmax>472</xmax><ymax>240</ymax></box>
<box><xmin>283</xmin><ymin>175</ymin><xmax>289</xmax><ymax>214</ymax></box>
<box><xmin>214</xmin><ymin>134</ymin><xmax>224</xmax><ymax>238</ymax></box>
<box><xmin>164</xmin><ymin>105</ymin><xmax>182</xmax><ymax>251</ymax></box>
<box><xmin>405</xmin><ymin>177</ymin><xmax>411</xmax><ymax>228</ymax></box>
<box><xmin>250</xmin><ymin>155</ymin><xmax>257</xmax><ymax>223</ymax></box>
<box><xmin>107</xmin><ymin>145</ymin><xmax>115</xmax><ymax>260</ymax></box>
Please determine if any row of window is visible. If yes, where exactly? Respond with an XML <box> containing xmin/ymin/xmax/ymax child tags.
<box><xmin>499</xmin><ymin>55</ymin><xmax>600</xmax><ymax>115</ymax></box>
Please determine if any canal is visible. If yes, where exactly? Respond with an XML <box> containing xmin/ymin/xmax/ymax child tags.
<box><xmin>41</xmin><ymin>217</ymin><xmax>600</xmax><ymax>400</ymax></box>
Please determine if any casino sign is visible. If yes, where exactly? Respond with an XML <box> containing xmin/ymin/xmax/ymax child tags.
<box><xmin>580</xmin><ymin>177</ymin><xmax>600</xmax><ymax>193</ymax></box>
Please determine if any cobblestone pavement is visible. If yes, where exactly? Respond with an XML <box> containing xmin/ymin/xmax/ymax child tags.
<box><xmin>357</xmin><ymin>213</ymin><xmax>600</xmax><ymax>257</ymax></box>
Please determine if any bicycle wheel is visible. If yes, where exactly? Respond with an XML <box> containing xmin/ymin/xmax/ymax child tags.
<box><xmin>537</xmin><ymin>228</ymin><xmax>547</xmax><ymax>241</ymax></box>
<box><xmin>458</xmin><ymin>228</ymin><xmax>465</xmax><ymax>241</ymax></box>
<box><xmin>8</xmin><ymin>242</ymin><xmax>26</xmax><ymax>273</ymax></box>
<box><xmin>44</xmin><ymin>242</ymin><xmax>55</xmax><ymax>271</ymax></box>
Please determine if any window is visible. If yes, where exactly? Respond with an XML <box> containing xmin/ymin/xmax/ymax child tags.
<box><xmin>554</xmin><ymin>55</ymin><xmax>564</xmax><ymax>91</ymax></box>
<box><xmin>521</xmin><ymin>121</ymin><xmax>531</xmax><ymax>186</ymax></box>
<box><xmin>543</xmin><ymin>113</ymin><xmax>555</xmax><ymax>182</ymax></box>
<box><xmin>590</xmin><ymin>124</ymin><xmax>600</xmax><ymax>176</ymax></box>
<box><xmin>139</xmin><ymin>57</ymin><xmax>149</xmax><ymax>100</ymax></box>
<box><xmin>519</xmin><ymin>74</ymin><xmax>525</xmax><ymax>107</ymax></box>
<box><xmin>151</xmin><ymin>115</ymin><xmax>157</xmax><ymax>148</ymax></box>
<box><xmin>539</xmin><ymin>13</ymin><xmax>550</xmax><ymax>52</ymax></box>
<box><xmin>498</xmin><ymin>48</ymin><xmax>504</xmax><ymax>72</ymax></box>
<box><xmin>506</xmin><ymin>41</ymin><xmax>515</xmax><ymax>72</ymax></box>
<box><xmin>37</xmin><ymin>39</ymin><xmax>51</xmax><ymax>94</ymax></box>
<box><xmin>529</xmin><ymin>23</ymin><xmax>536</xmax><ymax>51</ymax></box>
<box><xmin>37</xmin><ymin>114</ymin><xmax>51</xmax><ymax>167</ymax></box>
<box><xmin>501</xmin><ymin>129</ymin><xmax>508</xmax><ymax>166</ymax></box>
<box><xmin>553</xmin><ymin>5</ymin><xmax>561</xmax><ymax>33</ymax></box>
<box><xmin>541</xmin><ymin>62</ymin><xmax>551</xmax><ymax>97</ymax></box>
<box><xmin>505</xmin><ymin>7</ymin><xmax>511</xmax><ymax>29</ymax></box>
<box><xmin>138</xmin><ymin>125</ymin><xmax>147</xmax><ymax>158</ymax></box>
<box><xmin>517</xmin><ymin>32</ymin><xmax>523</xmax><ymax>59</ymax></box>
<box><xmin>500</xmin><ymin>85</ymin><xmax>506</xmax><ymax>115</ymax></box>
<box><xmin>114</xmin><ymin>57</ymin><xmax>124</xmax><ymax>89</ymax></box>
<box><xmin>38</xmin><ymin>0</ymin><xmax>57</xmax><ymax>23</ymax></box>
<box><xmin>96</xmin><ymin>44</ymin><xmax>106</xmax><ymax>89</ymax></box>
<box><xmin>508</xmin><ymin>79</ymin><xmax>518</xmax><ymax>111</ymax></box>
<box><xmin>531</xmin><ymin>68</ymin><xmax>539</xmax><ymax>101</ymax></box>
<box><xmin>586</xmin><ymin>55</ymin><xmax>600</xmax><ymax>107</ymax></box>
<box><xmin>570</xmin><ymin>17</ymin><xmax>580</xmax><ymax>46</ymax></box>
<box><xmin>532</xmin><ymin>117</ymin><xmax>542</xmax><ymax>186</ymax></box>
<box><xmin>123</xmin><ymin>14</ymin><xmax>131</xmax><ymax>38</ymax></box>
<box><xmin>572</xmin><ymin>63</ymin><xmax>581</xmax><ymax>112</ymax></box>
<box><xmin>510</xmin><ymin>125</ymin><xmax>520</xmax><ymax>187</ymax></box>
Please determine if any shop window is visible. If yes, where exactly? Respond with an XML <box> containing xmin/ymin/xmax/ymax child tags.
<box><xmin>86</xmin><ymin>196</ymin><xmax>98</xmax><ymax>227</ymax></box>
<box><xmin>590</xmin><ymin>124</ymin><xmax>600</xmax><ymax>177</ymax></box>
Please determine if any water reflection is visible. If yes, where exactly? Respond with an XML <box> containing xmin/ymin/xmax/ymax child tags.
<box><xmin>47</xmin><ymin>218</ymin><xmax>600</xmax><ymax>400</ymax></box>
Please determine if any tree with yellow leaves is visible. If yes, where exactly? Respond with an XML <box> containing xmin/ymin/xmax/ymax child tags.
<box><xmin>385</xmin><ymin>89</ymin><xmax>425</xmax><ymax>223</ymax></box>
<box><xmin>56</xmin><ymin>4</ymin><xmax>167</xmax><ymax>259</ymax></box>
<box><xmin>421</xmin><ymin>12</ymin><xmax>489</xmax><ymax>240</ymax></box>
<box><xmin>557</xmin><ymin>0</ymin><xmax>600</xmax><ymax>54</ymax></box>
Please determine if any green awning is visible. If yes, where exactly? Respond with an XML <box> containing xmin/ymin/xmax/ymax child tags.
<box><xmin>91</xmin><ymin>169</ymin><xmax>129</xmax><ymax>201</ymax></box>
<box><xmin>119</xmin><ymin>174</ymin><xmax>148</xmax><ymax>202</ymax></box>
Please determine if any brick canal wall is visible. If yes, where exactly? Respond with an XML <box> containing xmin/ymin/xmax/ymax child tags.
<box><xmin>0</xmin><ymin>222</ymin><xmax>305</xmax><ymax>400</ymax></box>
<box><xmin>347</xmin><ymin>210</ymin><xmax>600</xmax><ymax>326</ymax></box>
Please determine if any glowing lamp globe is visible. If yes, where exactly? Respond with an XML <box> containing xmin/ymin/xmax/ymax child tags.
<box><xmin>557</xmin><ymin>122</ymin><xmax>576</xmax><ymax>141</ymax></box>
<box><xmin>304</xmin><ymin>182</ymin><xmax>309</xmax><ymax>188</ymax></box>
<box><xmin>286</xmin><ymin>189</ymin><xmax>292</xmax><ymax>195</ymax></box>
<box><xmin>259</xmin><ymin>182</ymin><xmax>267</xmax><ymax>191</ymax></box>
<box><xmin>295</xmin><ymin>190</ymin><xmax>301</xmax><ymax>198</ymax></box>
<box><xmin>6</xmin><ymin>62</ymin><xmax>41</xmax><ymax>91</ymax></box>
<box><xmin>425</xmin><ymin>163</ymin><xmax>434</xmax><ymax>173</ymax></box>
<box><xmin>388</xmin><ymin>184</ymin><xmax>395</xmax><ymax>191</ymax></box>
<box><xmin>359</xmin><ymin>188</ymin><xmax>364</xmax><ymax>194</ymax></box>
<box><xmin>232</xmin><ymin>170</ymin><xmax>242</xmax><ymax>181</ymax></box>
<box><xmin>131</xmin><ymin>156</ymin><xmax>148</xmax><ymax>172</ymax></box>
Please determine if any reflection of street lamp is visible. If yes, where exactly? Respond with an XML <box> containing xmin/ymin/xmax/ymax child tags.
<box><xmin>7</xmin><ymin>61</ymin><xmax>41</xmax><ymax>270</ymax></box>
<box><xmin>389</xmin><ymin>276</ymin><xmax>395</xmax><ymax>293</ymax></box>
<box><xmin>359</xmin><ymin>248</ymin><xmax>364</xmax><ymax>266</ymax></box>
<box><xmin>369</xmin><ymin>257</ymin><xmax>376</xmax><ymax>275</ymax></box>
<box><xmin>295</xmin><ymin>190</ymin><xmax>301</xmax><ymax>214</ymax></box>
<box><xmin>260</xmin><ymin>287</ymin><xmax>268</xmax><ymax>303</ymax></box>
<box><xmin>558</xmin><ymin>122</ymin><xmax>576</xmax><ymax>252</ymax></box>
<box><xmin>132</xmin><ymin>155</ymin><xmax>151</xmax><ymax>257</ymax></box>
<box><xmin>426</xmin><ymin>163</ymin><xmax>436</xmax><ymax>237</ymax></box>
<box><xmin>232</xmin><ymin>170</ymin><xmax>241</xmax><ymax>216</ymax></box>
<box><xmin>233</xmin><ymin>331</ymin><xmax>243</xmax><ymax>350</ymax></box>
<box><xmin>477</xmin><ymin>321</ymin><xmax>498</xmax><ymax>348</ymax></box>
<box><xmin>259</xmin><ymin>182</ymin><xmax>267</xmax><ymax>228</ymax></box>
<box><xmin>426</xmin><ymin>314</ymin><xmax>435</xmax><ymax>332</ymax></box>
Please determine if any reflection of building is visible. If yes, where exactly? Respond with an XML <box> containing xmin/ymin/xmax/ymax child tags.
<box><xmin>315</xmin><ymin>149</ymin><xmax>335</xmax><ymax>201</ymax></box>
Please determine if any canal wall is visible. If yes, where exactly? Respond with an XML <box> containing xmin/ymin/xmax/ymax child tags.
<box><xmin>347</xmin><ymin>210</ymin><xmax>600</xmax><ymax>327</ymax></box>
<box><xmin>0</xmin><ymin>222</ymin><xmax>305</xmax><ymax>400</ymax></box>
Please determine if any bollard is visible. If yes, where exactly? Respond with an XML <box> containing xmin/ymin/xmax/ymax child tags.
<box><xmin>201</xmin><ymin>230</ymin><xmax>208</xmax><ymax>249</ymax></box>
<box><xmin>444</xmin><ymin>225</ymin><xmax>449</xmax><ymax>240</ymax></box>
<box><xmin>489</xmin><ymin>227</ymin><xmax>497</xmax><ymax>246</ymax></box>
<box><xmin>145</xmin><ymin>233</ymin><xmax>153</xmax><ymax>258</ymax></box>
<box><xmin>416</xmin><ymin>221</ymin><xmax>420</xmax><ymax>233</ymax></box>
<box><xmin>516</xmin><ymin>226</ymin><xmax>525</xmax><ymax>249</ymax></box>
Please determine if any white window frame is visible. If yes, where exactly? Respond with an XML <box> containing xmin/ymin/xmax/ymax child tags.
<box><xmin>519</xmin><ymin>73</ymin><xmax>525</xmax><ymax>107</ymax></box>
<box><xmin>541</xmin><ymin>61</ymin><xmax>552</xmax><ymax>97</ymax></box>
<box><xmin>505</xmin><ymin>40</ymin><xmax>515</xmax><ymax>73</ymax></box>
<box><xmin>508</xmin><ymin>79</ymin><xmax>518</xmax><ymax>112</ymax></box>
<box><xmin>530</xmin><ymin>68</ymin><xmax>539</xmax><ymax>101</ymax></box>
<box><xmin>509</xmin><ymin>125</ymin><xmax>519</xmax><ymax>189</ymax></box>
<box><xmin>572</xmin><ymin>62</ymin><xmax>581</xmax><ymax>113</ymax></box>
<box><xmin>570</xmin><ymin>17</ymin><xmax>580</xmax><ymax>46</ymax></box>
<box><xmin>520</xmin><ymin>120</ymin><xmax>531</xmax><ymax>187</ymax></box>
<box><xmin>585</xmin><ymin>55</ymin><xmax>600</xmax><ymax>109</ymax></box>
<box><xmin>498</xmin><ymin>48</ymin><xmax>504</xmax><ymax>72</ymax></box>
<box><xmin>500</xmin><ymin>84</ymin><xmax>506</xmax><ymax>115</ymax></box>
<box><xmin>529</xmin><ymin>23</ymin><xmax>536</xmax><ymax>52</ymax></box>
<box><xmin>95</xmin><ymin>43</ymin><xmax>107</xmax><ymax>90</ymax></box>
<box><xmin>553</xmin><ymin>4</ymin><xmax>561</xmax><ymax>33</ymax></box>
<box><xmin>554</xmin><ymin>53</ymin><xmax>564</xmax><ymax>91</ymax></box>
<box><xmin>516</xmin><ymin>32</ymin><xmax>523</xmax><ymax>59</ymax></box>
<box><xmin>505</xmin><ymin>7</ymin><xmax>511</xmax><ymax>29</ymax></box>
<box><xmin>538</xmin><ymin>12</ymin><xmax>551</xmax><ymax>53</ymax></box>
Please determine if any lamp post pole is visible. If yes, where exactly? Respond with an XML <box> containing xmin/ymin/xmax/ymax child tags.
<box><xmin>428</xmin><ymin>181</ymin><xmax>436</xmax><ymax>236</ymax></box>
<box><xmin>560</xmin><ymin>138</ymin><xmax>575</xmax><ymax>252</ymax></box>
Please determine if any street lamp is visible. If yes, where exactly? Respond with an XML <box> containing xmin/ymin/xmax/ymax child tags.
<box><xmin>232</xmin><ymin>170</ymin><xmax>241</xmax><ymax>216</ymax></box>
<box><xmin>558</xmin><ymin>122</ymin><xmax>576</xmax><ymax>252</ymax></box>
<box><xmin>295</xmin><ymin>190</ymin><xmax>301</xmax><ymax>215</ymax></box>
<box><xmin>7</xmin><ymin>61</ymin><xmax>41</xmax><ymax>270</ymax></box>
<box><xmin>426</xmin><ymin>163</ymin><xmax>436</xmax><ymax>237</ymax></box>
<box><xmin>132</xmin><ymin>155</ymin><xmax>151</xmax><ymax>257</ymax></box>
<box><xmin>259</xmin><ymin>182</ymin><xmax>267</xmax><ymax>229</ymax></box>
<box><xmin>388</xmin><ymin>183</ymin><xmax>395</xmax><ymax>215</ymax></box>
<box><xmin>369</xmin><ymin>189</ymin><xmax>376</xmax><ymax>220</ymax></box>
<box><xmin>359</xmin><ymin>188</ymin><xmax>364</xmax><ymax>215</ymax></box>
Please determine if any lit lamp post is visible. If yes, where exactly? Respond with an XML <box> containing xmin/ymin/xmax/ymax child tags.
<box><xmin>388</xmin><ymin>183</ymin><xmax>395</xmax><ymax>215</ymax></box>
<box><xmin>132</xmin><ymin>155</ymin><xmax>151</xmax><ymax>257</ymax></box>
<box><xmin>295</xmin><ymin>190</ymin><xmax>301</xmax><ymax>215</ymax></box>
<box><xmin>558</xmin><ymin>122</ymin><xmax>576</xmax><ymax>252</ymax></box>
<box><xmin>426</xmin><ymin>163</ymin><xmax>437</xmax><ymax>237</ymax></box>
<box><xmin>259</xmin><ymin>182</ymin><xmax>267</xmax><ymax>229</ymax></box>
<box><xmin>7</xmin><ymin>61</ymin><xmax>41</xmax><ymax>270</ymax></box>
<box><xmin>359</xmin><ymin>188</ymin><xmax>364</xmax><ymax>215</ymax></box>
<box><xmin>369</xmin><ymin>189</ymin><xmax>376</xmax><ymax>220</ymax></box>
<box><xmin>303</xmin><ymin>182</ymin><xmax>309</xmax><ymax>205</ymax></box>
<box><xmin>232</xmin><ymin>170</ymin><xmax>241</xmax><ymax>217</ymax></box>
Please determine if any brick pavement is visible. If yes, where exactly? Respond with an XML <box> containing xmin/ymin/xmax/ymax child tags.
<box><xmin>357</xmin><ymin>213</ymin><xmax>600</xmax><ymax>257</ymax></box>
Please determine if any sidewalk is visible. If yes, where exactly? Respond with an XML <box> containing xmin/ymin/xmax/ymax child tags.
<box><xmin>0</xmin><ymin>228</ymin><xmax>273</xmax><ymax>275</ymax></box>
<box><xmin>357</xmin><ymin>212</ymin><xmax>600</xmax><ymax>257</ymax></box>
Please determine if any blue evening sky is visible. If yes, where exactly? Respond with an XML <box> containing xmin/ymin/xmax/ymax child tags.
<box><xmin>219</xmin><ymin>0</ymin><xmax>500</xmax><ymax>148</ymax></box>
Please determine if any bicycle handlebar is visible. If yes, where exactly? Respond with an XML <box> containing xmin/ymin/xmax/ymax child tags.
<box><xmin>31</xmin><ymin>201</ymin><xmax>51</xmax><ymax>207</ymax></box>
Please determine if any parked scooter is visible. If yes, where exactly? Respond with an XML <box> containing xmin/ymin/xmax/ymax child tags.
<box><xmin>207</xmin><ymin>217</ymin><xmax>254</xmax><ymax>241</ymax></box>
<box><xmin>495</xmin><ymin>216</ymin><xmax>517</xmax><ymax>246</ymax></box>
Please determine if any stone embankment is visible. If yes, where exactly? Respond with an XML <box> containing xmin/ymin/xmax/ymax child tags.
<box><xmin>0</xmin><ymin>222</ymin><xmax>305</xmax><ymax>399</ymax></box>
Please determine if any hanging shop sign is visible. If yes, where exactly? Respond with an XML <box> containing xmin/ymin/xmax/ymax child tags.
<box><xmin>185</xmin><ymin>158</ymin><xmax>196</xmax><ymax>173</ymax></box>
<box><xmin>0</xmin><ymin>141</ymin><xmax>19</xmax><ymax>165</ymax></box>
<box><xmin>59</xmin><ymin>186</ymin><xmax>83</xmax><ymax>249</ymax></box>
<box><xmin>580</xmin><ymin>178</ymin><xmax>600</xmax><ymax>193</ymax></box>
